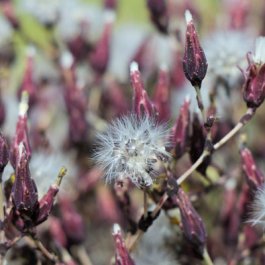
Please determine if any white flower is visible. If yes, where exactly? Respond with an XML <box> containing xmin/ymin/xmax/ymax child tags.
<box><xmin>253</xmin><ymin>37</ymin><xmax>265</xmax><ymax>65</ymax></box>
<box><xmin>249</xmin><ymin>184</ymin><xmax>265</xmax><ymax>228</ymax></box>
<box><xmin>94</xmin><ymin>114</ymin><xmax>170</xmax><ymax>187</ymax></box>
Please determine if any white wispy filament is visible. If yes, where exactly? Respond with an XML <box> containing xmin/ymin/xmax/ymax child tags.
<box><xmin>94</xmin><ymin>114</ymin><xmax>170</xmax><ymax>187</ymax></box>
<box><xmin>249</xmin><ymin>184</ymin><xmax>265</xmax><ymax>227</ymax></box>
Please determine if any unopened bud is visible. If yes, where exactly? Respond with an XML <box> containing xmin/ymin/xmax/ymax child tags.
<box><xmin>0</xmin><ymin>133</ymin><xmax>9</xmax><ymax>174</ymax></box>
<box><xmin>153</xmin><ymin>65</ymin><xmax>170</xmax><ymax>121</ymax></box>
<box><xmin>170</xmin><ymin>97</ymin><xmax>190</xmax><ymax>158</ymax></box>
<box><xmin>240</xmin><ymin>147</ymin><xmax>264</xmax><ymax>190</ymax></box>
<box><xmin>112</xmin><ymin>224</ymin><xmax>135</xmax><ymax>265</ymax></box>
<box><xmin>12</xmin><ymin>143</ymin><xmax>38</xmax><ymax>218</ymax></box>
<box><xmin>175</xmin><ymin>188</ymin><xmax>206</xmax><ymax>256</ymax></box>
<box><xmin>183</xmin><ymin>10</ymin><xmax>207</xmax><ymax>88</ymax></box>
<box><xmin>147</xmin><ymin>0</ymin><xmax>169</xmax><ymax>34</ymax></box>
<box><xmin>89</xmin><ymin>11</ymin><xmax>115</xmax><ymax>75</ymax></box>
<box><xmin>130</xmin><ymin>62</ymin><xmax>157</xmax><ymax>117</ymax></box>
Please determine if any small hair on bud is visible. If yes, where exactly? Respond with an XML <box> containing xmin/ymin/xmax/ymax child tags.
<box><xmin>160</xmin><ymin>63</ymin><xmax>168</xmax><ymax>72</ymax></box>
<box><xmin>113</xmin><ymin>223</ymin><xmax>121</xmax><ymax>234</ymax></box>
<box><xmin>60</xmin><ymin>51</ymin><xmax>74</xmax><ymax>69</ymax></box>
<box><xmin>130</xmin><ymin>61</ymin><xmax>139</xmax><ymax>73</ymax></box>
<box><xmin>185</xmin><ymin>9</ymin><xmax>193</xmax><ymax>24</ymax></box>
<box><xmin>104</xmin><ymin>9</ymin><xmax>116</xmax><ymax>24</ymax></box>
<box><xmin>26</xmin><ymin>45</ymin><xmax>36</xmax><ymax>58</ymax></box>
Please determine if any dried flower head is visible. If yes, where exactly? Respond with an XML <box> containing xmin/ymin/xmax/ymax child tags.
<box><xmin>94</xmin><ymin>114</ymin><xmax>170</xmax><ymax>187</ymax></box>
<box><xmin>249</xmin><ymin>184</ymin><xmax>265</xmax><ymax>228</ymax></box>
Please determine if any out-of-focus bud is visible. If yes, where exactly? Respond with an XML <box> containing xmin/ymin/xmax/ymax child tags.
<box><xmin>18</xmin><ymin>47</ymin><xmax>37</xmax><ymax>107</ymax></box>
<box><xmin>170</xmin><ymin>50</ymin><xmax>186</xmax><ymax>89</ymax></box>
<box><xmin>10</xmin><ymin>92</ymin><xmax>31</xmax><ymax>168</ymax></box>
<box><xmin>189</xmin><ymin>114</ymin><xmax>210</xmax><ymax>175</ymax></box>
<box><xmin>153</xmin><ymin>65</ymin><xmax>170</xmax><ymax>122</ymax></box>
<box><xmin>243</xmin><ymin>38</ymin><xmax>265</xmax><ymax>108</ymax></box>
<box><xmin>130</xmin><ymin>61</ymin><xmax>157</xmax><ymax>117</ymax></box>
<box><xmin>61</xmin><ymin>51</ymin><xmax>88</xmax><ymax>145</ymax></box>
<box><xmin>35</xmin><ymin>167</ymin><xmax>66</xmax><ymax>225</ymax></box>
<box><xmin>112</xmin><ymin>223</ymin><xmax>135</xmax><ymax>265</ymax></box>
<box><xmin>12</xmin><ymin>143</ymin><xmax>38</xmax><ymax>218</ymax></box>
<box><xmin>0</xmin><ymin>133</ymin><xmax>9</xmax><ymax>174</ymax></box>
<box><xmin>89</xmin><ymin>11</ymin><xmax>115</xmax><ymax>75</ymax></box>
<box><xmin>183</xmin><ymin>10</ymin><xmax>207</xmax><ymax>88</ymax></box>
<box><xmin>104</xmin><ymin>0</ymin><xmax>117</xmax><ymax>10</ymax></box>
<box><xmin>0</xmin><ymin>95</ymin><xmax>5</xmax><ymax>127</ymax></box>
<box><xmin>170</xmin><ymin>97</ymin><xmax>190</xmax><ymax>158</ymax></box>
<box><xmin>240</xmin><ymin>147</ymin><xmax>264</xmax><ymax>190</ymax></box>
<box><xmin>147</xmin><ymin>0</ymin><xmax>169</xmax><ymax>34</ymax></box>
<box><xmin>227</xmin><ymin>0</ymin><xmax>249</xmax><ymax>30</ymax></box>
<box><xmin>1</xmin><ymin>0</ymin><xmax>19</xmax><ymax>28</ymax></box>
<box><xmin>102</xmin><ymin>78</ymin><xmax>128</xmax><ymax>116</ymax></box>
<box><xmin>49</xmin><ymin>217</ymin><xmax>68</xmax><ymax>248</ymax></box>
<box><xmin>59</xmin><ymin>196</ymin><xmax>85</xmax><ymax>245</ymax></box>
<box><xmin>175</xmin><ymin>188</ymin><xmax>206</xmax><ymax>256</ymax></box>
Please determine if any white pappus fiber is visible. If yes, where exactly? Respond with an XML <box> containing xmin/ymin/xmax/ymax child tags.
<box><xmin>94</xmin><ymin>114</ymin><xmax>170</xmax><ymax>188</ymax></box>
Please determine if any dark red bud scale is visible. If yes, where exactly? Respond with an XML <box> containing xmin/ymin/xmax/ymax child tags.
<box><xmin>183</xmin><ymin>10</ymin><xmax>207</xmax><ymax>88</ymax></box>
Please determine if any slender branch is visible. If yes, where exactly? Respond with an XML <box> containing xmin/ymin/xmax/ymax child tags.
<box><xmin>71</xmin><ymin>245</ymin><xmax>93</xmax><ymax>265</ymax></box>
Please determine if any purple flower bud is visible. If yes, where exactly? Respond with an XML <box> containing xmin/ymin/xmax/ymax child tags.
<box><xmin>170</xmin><ymin>97</ymin><xmax>190</xmax><ymax>158</ymax></box>
<box><xmin>61</xmin><ymin>52</ymin><xmax>88</xmax><ymax>145</ymax></box>
<box><xmin>10</xmin><ymin>92</ymin><xmax>31</xmax><ymax>168</ymax></box>
<box><xmin>0</xmin><ymin>133</ymin><xmax>9</xmax><ymax>174</ymax></box>
<box><xmin>59</xmin><ymin>196</ymin><xmax>85</xmax><ymax>245</ymax></box>
<box><xmin>104</xmin><ymin>0</ymin><xmax>117</xmax><ymax>10</ymax></box>
<box><xmin>147</xmin><ymin>0</ymin><xmax>169</xmax><ymax>34</ymax></box>
<box><xmin>130</xmin><ymin>62</ymin><xmax>157</xmax><ymax>117</ymax></box>
<box><xmin>240</xmin><ymin>147</ymin><xmax>264</xmax><ymax>190</ymax></box>
<box><xmin>243</xmin><ymin>60</ymin><xmax>265</xmax><ymax>108</ymax></box>
<box><xmin>89</xmin><ymin>11</ymin><xmax>115</xmax><ymax>75</ymax></box>
<box><xmin>153</xmin><ymin>65</ymin><xmax>170</xmax><ymax>122</ymax></box>
<box><xmin>112</xmin><ymin>224</ymin><xmax>135</xmax><ymax>265</ymax></box>
<box><xmin>183</xmin><ymin>10</ymin><xmax>207</xmax><ymax>88</ymax></box>
<box><xmin>175</xmin><ymin>188</ymin><xmax>206</xmax><ymax>255</ymax></box>
<box><xmin>12</xmin><ymin>143</ymin><xmax>38</xmax><ymax>218</ymax></box>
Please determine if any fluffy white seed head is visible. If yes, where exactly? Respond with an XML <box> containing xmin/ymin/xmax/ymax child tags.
<box><xmin>253</xmin><ymin>37</ymin><xmax>265</xmax><ymax>65</ymax></box>
<box><xmin>94</xmin><ymin>114</ymin><xmax>170</xmax><ymax>188</ymax></box>
<box><xmin>249</xmin><ymin>184</ymin><xmax>265</xmax><ymax>228</ymax></box>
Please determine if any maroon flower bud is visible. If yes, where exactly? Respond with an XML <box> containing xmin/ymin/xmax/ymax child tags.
<box><xmin>112</xmin><ymin>224</ymin><xmax>135</xmax><ymax>265</ymax></box>
<box><xmin>0</xmin><ymin>133</ymin><xmax>9</xmax><ymax>174</ymax></box>
<box><xmin>104</xmin><ymin>0</ymin><xmax>117</xmax><ymax>10</ymax></box>
<box><xmin>183</xmin><ymin>10</ymin><xmax>207</xmax><ymax>88</ymax></box>
<box><xmin>10</xmin><ymin>92</ymin><xmax>31</xmax><ymax>168</ymax></box>
<box><xmin>49</xmin><ymin>217</ymin><xmax>68</xmax><ymax>247</ymax></box>
<box><xmin>18</xmin><ymin>47</ymin><xmax>37</xmax><ymax>107</ymax></box>
<box><xmin>243</xmin><ymin>56</ymin><xmax>265</xmax><ymax>108</ymax></box>
<box><xmin>59</xmin><ymin>196</ymin><xmax>85</xmax><ymax>245</ymax></box>
<box><xmin>189</xmin><ymin>114</ymin><xmax>210</xmax><ymax>175</ymax></box>
<box><xmin>35</xmin><ymin>167</ymin><xmax>66</xmax><ymax>226</ymax></box>
<box><xmin>89</xmin><ymin>11</ymin><xmax>115</xmax><ymax>75</ymax></box>
<box><xmin>170</xmin><ymin>97</ymin><xmax>190</xmax><ymax>158</ymax></box>
<box><xmin>130</xmin><ymin>62</ymin><xmax>157</xmax><ymax>117</ymax></box>
<box><xmin>228</xmin><ymin>0</ymin><xmax>249</xmax><ymax>30</ymax></box>
<box><xmin>12</xmin><ymin>143</ymin><xmax>38</xmax><ymax>218</ymax></box>
<box><xmin>147</xmin><ymin>0</ymin><xmax>169</xmax><ymax>34</ymax></box>
<box><xmin>175</xmin><ymin>188</ymin><xmax>206</xmax><ymax>255</ymax></box>
<box><xmin>240</xmin><ymin>147</ymin><xmax>264</xmax><ymax>190</ymax></box>
<box><xmin>61</xmin><ymin>52</ymin><xmax>88</xmax><ymax>145</ymax></box>
<box><xmin>153</xmin><ymin>65</ymin><xmax>170</xmax><ymax>121</ymax></box>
